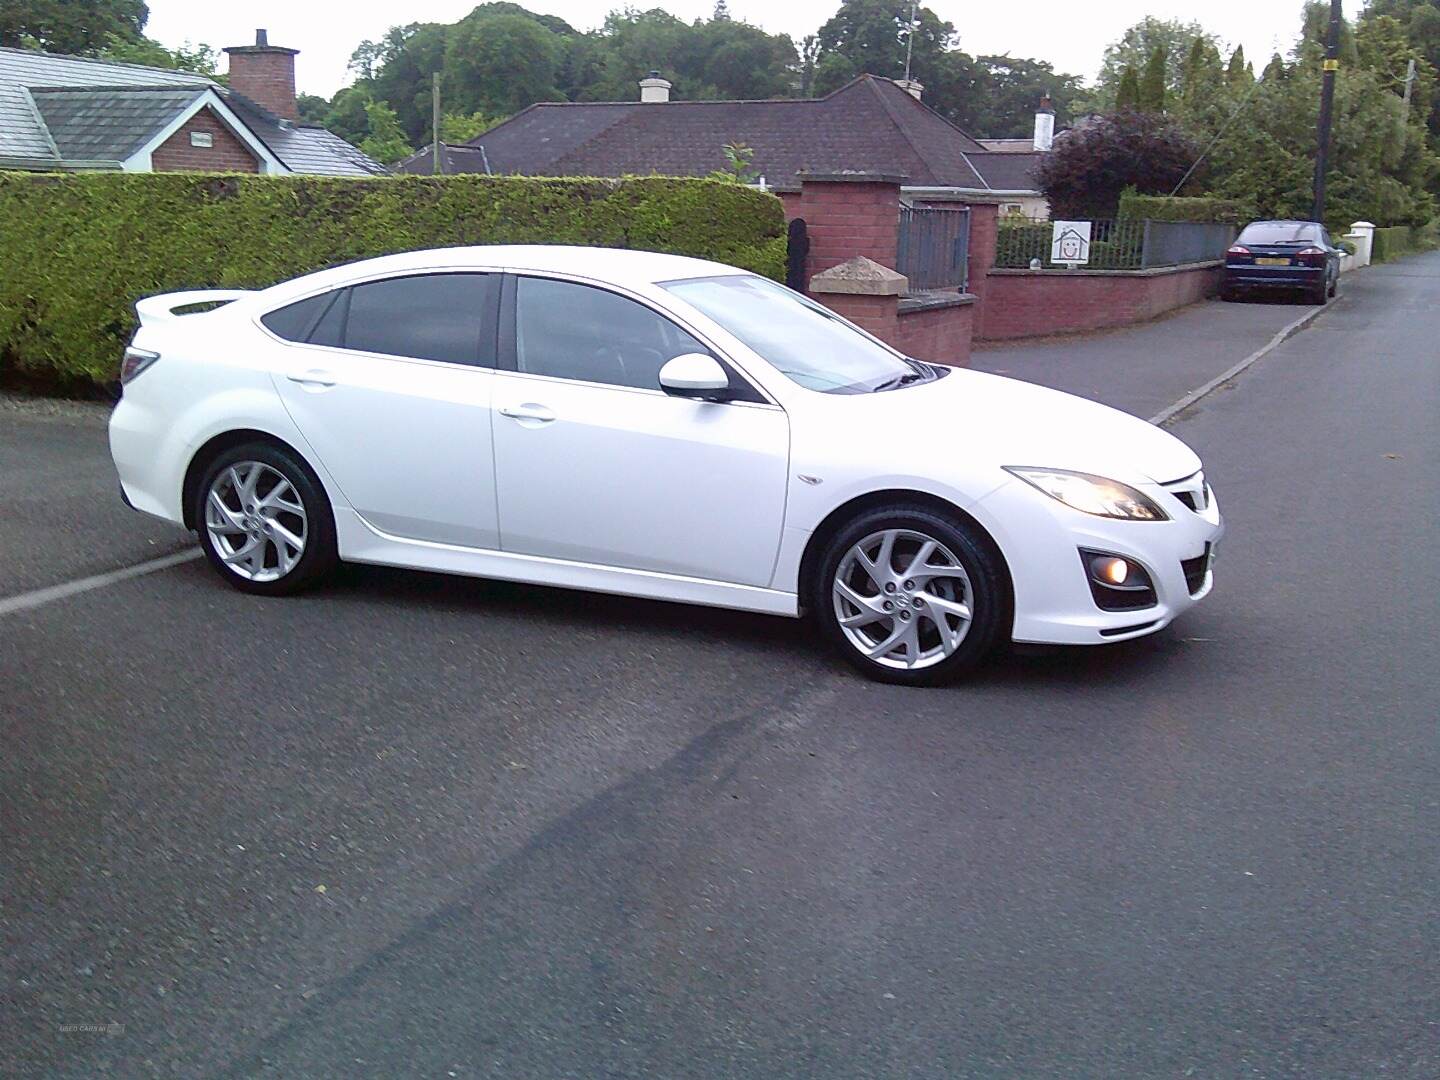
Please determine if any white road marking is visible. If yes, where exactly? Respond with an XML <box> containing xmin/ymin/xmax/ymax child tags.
<box><xmin>0</xmin><ymin>548</ymin><xmax>202</xmax><ymax>619</ymax></box>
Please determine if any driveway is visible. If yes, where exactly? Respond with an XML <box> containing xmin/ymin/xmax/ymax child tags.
<box><xmin>3</xmin><ymin>267</ymin><xmax>1436</xmax><ymax>1078</ymax></box>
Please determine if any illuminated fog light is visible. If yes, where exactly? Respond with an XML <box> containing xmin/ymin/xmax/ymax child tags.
<box><xmin>1095</xmin><ymin>557</ymin><xmax>1130</xmax><ymax>585</ymax></box>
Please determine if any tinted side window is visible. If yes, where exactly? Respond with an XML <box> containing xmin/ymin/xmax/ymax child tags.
<box><xmin>344</xmin><ymin>274</ymin><xmax>493</xmax><ymax>365</ymax></box>
<box><xmin>514</xmin><ymin>276</ymin><xmax>708</xmax><ymax>390</ymax></box>
<box><xmin>261</xmin><ymin>292</ymin><xmax>337</xmax><ymax>342</ymax></box>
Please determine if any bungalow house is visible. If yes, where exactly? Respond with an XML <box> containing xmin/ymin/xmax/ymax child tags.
<box><xmin>397</xmin><ymin>74</ymin><xmax>1052</xmax><ymax>216</ymax></box>
<box><xmin>0</xmin><ymin>30</ymin><xmax>382</xmax><ymax>176</ymax></box>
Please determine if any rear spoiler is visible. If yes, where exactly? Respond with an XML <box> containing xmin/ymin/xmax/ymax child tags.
<box><xmin>135</xmin><ymin>289</ymin><xmax>252</xmax><ymax>326</ymax></box>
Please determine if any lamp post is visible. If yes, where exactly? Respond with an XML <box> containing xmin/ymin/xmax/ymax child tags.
<box><xmin>1312</xmin><ymin>0</ymin><xmax>1342</xmax><ymax>223</ymax></box>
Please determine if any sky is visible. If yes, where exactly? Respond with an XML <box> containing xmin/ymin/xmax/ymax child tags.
<box><xmin>145</xmin><ymin>0</ymin><xmax>1310</xmax><ymax>101</ymax></box>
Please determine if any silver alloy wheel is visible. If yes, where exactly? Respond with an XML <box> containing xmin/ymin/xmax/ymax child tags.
<box><xmin>205</xmin><ymin>461</ymin><xmax>308</xmax><ymax>583</ymax></box>
<box><xmin>832</xmin><ymin>528</ymin><xmax>974</xmax><ymax>670</ymax></box>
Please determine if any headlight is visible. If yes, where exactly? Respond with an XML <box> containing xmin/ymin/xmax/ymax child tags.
<box><xmin>1004</xmin><ymin>467</ymin><xmax>1168</xmax><ymax>521</ymax></box>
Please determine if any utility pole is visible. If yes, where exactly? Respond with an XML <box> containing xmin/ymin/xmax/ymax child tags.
<box><xmin>902</xmin><ymin>0</ymin><xmax>918</xmax><ymax>83</ymax></box>
<box><xmin>1402</xmin><ymin>56</ymin><xmax>1417</xmax><ymax>112</ymax></box>
<box><xmin>432</xmin><ymin>72</ymin><xmax>443</xmax><ymax>176</ymax></box>
<box><xmin>1312</xmin><ymin>0</ymin><xmax>1342</xmax><ymax>223</ymax></box>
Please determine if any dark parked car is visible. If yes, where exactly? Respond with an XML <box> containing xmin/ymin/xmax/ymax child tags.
<box><xmin>1222</xmin><ymin>220</ymin><xmax>1341</xmax><ymax>304</ymax></box>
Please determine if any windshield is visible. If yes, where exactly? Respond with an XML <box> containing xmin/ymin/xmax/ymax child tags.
<box><xmin>1237</xmin><ymin>222</ymin><xmax>1324</xmax><ymax>246</ymax></box>
<box><xmin>661</xmin><ymin>275</ymin><xmax>917</xmax><ymax>394</ymax></box>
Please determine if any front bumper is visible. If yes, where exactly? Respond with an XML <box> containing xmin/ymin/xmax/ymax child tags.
<box><xmin>979</xmin><ymin>475</ymin><xmax>1224</xmax><ymax>645</ymax></box>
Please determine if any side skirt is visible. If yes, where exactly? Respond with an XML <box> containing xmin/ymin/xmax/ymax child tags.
<box><xmin>334</xmin><ymin>509</ymin><xmax>801</xmax><ymax>618</ymax></box>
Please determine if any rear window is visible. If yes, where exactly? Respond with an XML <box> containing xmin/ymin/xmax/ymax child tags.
<box><xmin>1237</xmin><ymin>222</ymin><xmax>1323</xmax><ymax>245</ymax></box>
<box><xmin>261</xmin><ymin>292</ymin><xmax>337</xmax><ymax>342</ymax></box>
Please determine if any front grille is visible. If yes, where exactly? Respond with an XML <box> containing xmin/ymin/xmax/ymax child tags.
<box><xmin>1181</xmin><ymin>546</ymin><xmax>1211</xmax><ymax>596</ymax></box>
<box><xmin>1163</xmin><ymin>471</ymin><xmax>1209</xmax><ymax>514</ymax></box>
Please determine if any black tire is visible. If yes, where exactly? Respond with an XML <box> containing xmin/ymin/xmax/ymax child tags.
<box><xmin>1219</xmin><ymin>287</ymin><xmax>1238</xmax><ymax>303</ymax></box>
<box><xmin>809</xmin><ymin>504</ymin><xmax>1009</xmax><ymax>686</ymax></box>
<box><xmin>1328</xmin><ymin>275</ymin><xmax>1338</xmax><ymax>298</ymax></box>
<box><xmin>194</xmin><ymin>441</ymin><xmax>338</xmax><ymax>596</ymax></box>
<box><xmin>1307</xmin><ymin>282</ymin><xmax>1328</xmax><ymax>305</ymax></box>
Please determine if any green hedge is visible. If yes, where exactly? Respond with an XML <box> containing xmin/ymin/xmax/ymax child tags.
<box><xmin>0</xmin><ymin>172</ymin><xmax>787</xmax><ymax>391</ymax></box>
<box><xmin>1370</xmin><ymin>224</ymin><xmax>1433</xmax><ymax>262</ymax></box>
<box><xmin>1117</xmin><ymin>191</ymin><xmax>1251</xmax><ymax>224</ymax></box>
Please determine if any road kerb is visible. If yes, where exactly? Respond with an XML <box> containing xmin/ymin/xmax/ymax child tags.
<box><xmin>1149</xmin><ymin>300</ymin><xmax>1337</xmax><ymax>426</ymax></box>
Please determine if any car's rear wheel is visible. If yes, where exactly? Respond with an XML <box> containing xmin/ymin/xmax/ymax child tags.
<box><xmin>1307</xmin><ymin>281</ymin><xmax>1328</xmax><ymax>305</ymax></box>
<box><xmin>811</xmin><ymin>506</ymin><xmax>1008</xmax><ymax>685</ymax></box>
<box><xmin>195</xmin><ymin>442</ymin><xmax>337</xmax><ymax>596</ymax></box>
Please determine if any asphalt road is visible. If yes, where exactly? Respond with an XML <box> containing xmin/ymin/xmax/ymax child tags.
<box><xmin>3</xmin><ymin>263</ymin><xmax>1437</xmax><ymax>1078</ymax></box>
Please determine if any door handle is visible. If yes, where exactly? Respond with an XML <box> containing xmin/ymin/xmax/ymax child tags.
<box><xmin>286</xmin><ymin>369</ymin><xmax>336</xmax><ymax>388</ymax></box>
<box><xmin>499</xmin><ymin>403</ymin><xmax>556</xmax><ymax>424</ymax></box>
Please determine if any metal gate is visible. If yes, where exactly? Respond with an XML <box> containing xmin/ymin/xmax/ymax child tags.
<box><xmin>897</xmin><ymin>206</ymin><xmax>971</xmax><ymax>292</ymax></box>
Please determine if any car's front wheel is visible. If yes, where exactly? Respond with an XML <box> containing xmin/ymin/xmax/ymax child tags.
<box><xmin>812</xmin><ymin>506</ymin><xmax>1008</xmax><ymax>685</ymax></box>
<box><xmin>195</xmin><ymin>442</ymin><xmax>337</xmax><ymax>595</ymax></box>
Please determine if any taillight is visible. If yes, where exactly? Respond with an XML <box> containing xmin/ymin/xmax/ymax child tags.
<box><xmin>1227</xmin><ymin>245</ymin><xmax>1250</xmax><ymax>255</ymax></box>
<box><xmin>1296</xmin><ymin>246</ymin><xmax>1326</xmax><ymax>266</ymax></box>
<box><xmin>120</xmin><ymin>346</ymin><xmax>159</xmax><ymax>385</ymax></box>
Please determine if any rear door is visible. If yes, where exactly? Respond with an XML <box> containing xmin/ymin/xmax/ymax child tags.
<box><xmin>267</xmin><ymin>272</ymin><xmax>504</xmax><ymax>549</ymax></box>
<box><xmin>489</xmin><ymin>273</ymin><xmax>789</xmax><ymax>588</ymax></box>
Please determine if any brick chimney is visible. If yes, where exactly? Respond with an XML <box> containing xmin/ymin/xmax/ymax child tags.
<box><xmin>224</xmin><ymin>29</ymin><xmax>299</xmax><ymax>121</ymax></box>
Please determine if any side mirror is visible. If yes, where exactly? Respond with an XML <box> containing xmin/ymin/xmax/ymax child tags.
<box><xmin>658</xmin><ymin>353</ymin><xmax>731</xmax><ymax>401</ymax></box>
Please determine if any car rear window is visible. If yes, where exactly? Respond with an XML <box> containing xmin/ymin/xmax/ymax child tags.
<box><xmin>1237</xmin><ymin>222</ymin><xmax>1323</xmax><ymax>245</ymax></box>
<box><xmin>261</xmin><ymin>292</ymin><xmax>337</xmax><ymax>342</ymax></box>
<box><xmin>259</xmin><ymin>274</ymin><xmax>496</xmax><ymax>366</ymax></box>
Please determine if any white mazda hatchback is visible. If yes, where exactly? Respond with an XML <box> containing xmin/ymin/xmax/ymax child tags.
<box><xmin>111</xmin><ymin>246</ymin><xmax>1223</xmax><ymax>684</ymax></box>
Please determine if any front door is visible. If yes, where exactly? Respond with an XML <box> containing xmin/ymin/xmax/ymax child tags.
<box><xmin>490</xmin><ymin>275</ymin><xmax>789</xmax><ymax>587</ymax></box>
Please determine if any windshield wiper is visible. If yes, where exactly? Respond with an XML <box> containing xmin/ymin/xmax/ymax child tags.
<box><xmin>873</xmin><ymin>361</ymin><xmax>932</xmax><ymax>392</ymax></box>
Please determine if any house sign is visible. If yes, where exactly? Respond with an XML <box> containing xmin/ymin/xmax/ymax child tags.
<box><xmin>1050</xmin><ymin>220</ymin><xmax>1092</xmax><ymax>266</ymax></box>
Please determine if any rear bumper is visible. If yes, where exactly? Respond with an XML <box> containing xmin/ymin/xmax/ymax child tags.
<box><xmin>1224</xmin><ymin>266</ymin><xmax>1325</xmax><ymax>290</ymax></box>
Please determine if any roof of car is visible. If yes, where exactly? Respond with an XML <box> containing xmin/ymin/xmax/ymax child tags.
<box><xmin>271</xmin><ymin>245</ymin><xmax>751</xmax><ymax>296</ymax></box>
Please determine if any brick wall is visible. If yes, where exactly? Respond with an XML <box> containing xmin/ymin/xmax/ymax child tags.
<box><xmin>151</xmin><ymin>107</ymin><xmax>261</xmax><ymax>173</ymax></box>
<box><xmin>894</xmin><ymin>298</ymin><xmax>974</xmax><ymax>366</ymax></box>
<box><xmin>818</xmin><ymin>294</ymin><xmax>899</xmax><ymax>341</ymax></box>
<box><xmin>978</xmin><ymin>263</ymin><xmax>1223</xmax><ymax>341</ymax></box>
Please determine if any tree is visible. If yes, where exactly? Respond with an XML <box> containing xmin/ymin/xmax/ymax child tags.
<box><xmin>1095</xmin><ymin>17</ymin><xmax>1216</xmax><ymax>110</ymax></box>
<box><xmin>440</xmin><ymin>110</ymin><xmax>499</xmax><ymax>142</ymax></box>
<box><xmin>966</xmin><ymin>55</ymin><xmax>1084</xmax><ymax>138</ymax></box>
<box><xmin>815</xmin><ymin>0</ymin><xmax>954</xmax><ymax>84</ymax></box>
<box><xmin>1116</xmin><ymin>66</ymin><xmax>1141</xmax><ymax>110</ymax></box>
<box><xmin>1181</xmin><ymin>37</ymin><xmax>1223</xmax><ymax>109</ymax></box>
<box><xmin>444</xmin><ymin>12</ymin><xmax>562</xmax><ymax>117</ymax></box>
<box><xmin>351</xmin><ymin>22</ymin><xmax>450</xmax><ymax>142</ymax></box>
<box><xmin>1139</xmin><ymin>44</ymin><xmax>1168</xmax><ymax>111</ymax></box>
<box><xmin>97</xmin><ymin>34</ymin><xmax>218</xmax><ymax>76</ymax></box>
<box><xmin>358</xmin><ymin>100</ymin><xmax>413</xmax><ymax>165</ymax></box>
<box><xmin>1034</xmin><ymin>109</ymin><xmax>1201</xmax><ymax>218</ymax></box>
<box><xmin>0</xmin><ymin>0</ymin><xmax>148</xmax><ymax>54</ymax></box>
<box><xmin>812</xmin><ymin>50</ymin><xmax>859</xmax><ymax>95</ymax></box>
<box><xmin>321</xmin><ymin>87</ymin><xmax>377</xmax><ymax>146</ymax></box>
<box><xmin>1225</xmin><ymin>45</ymin><xmax>1253</xmax><ymax>90</ymax></box>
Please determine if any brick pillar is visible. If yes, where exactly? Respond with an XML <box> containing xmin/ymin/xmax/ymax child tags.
<box><xmin>808</xmin><ymin>256</ymin><xmax>906</xmax><ymax>349</ymax></box>
<box><xmin>964</xmin><ymin>201</ymin><xmax>1000</xmax><ymax>337</ymax></box>
<box><xmin>795</xmin><ymin>172</ymin><xmax>905</xmax><ymax>285</ymax></box>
